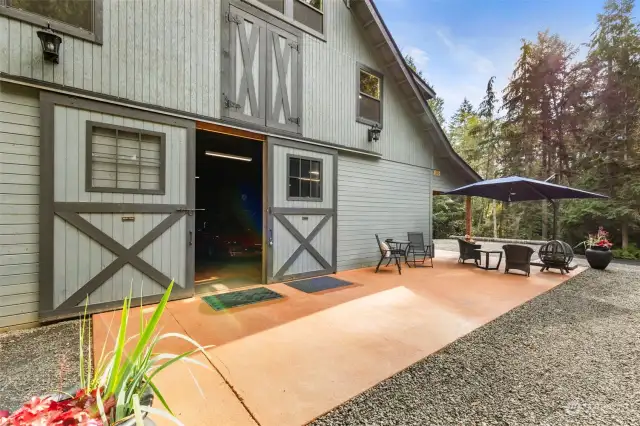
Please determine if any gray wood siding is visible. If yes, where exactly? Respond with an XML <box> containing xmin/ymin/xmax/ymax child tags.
<box><xmin>51</xmin><ymin>105</ymin><xmax>188</xmax><ymax>309</ymax></box>
<box><xmin>0</xmin><ymin>82</ymin><xmax>39</xmax><ymax>330</ymax></box>
<box><xmin>337</xmin><ymin>154</ymin><xmax>432</xmax><ymax>271</ymax></box>
<box><xmin>271</xmin><ymin>144</ymin><xmax>334</xmax><ymax>209</ymax></box>
<box><xmin>0</xmin><ymin>0</ymin><xmax>221</xmax><ymax>118</ymax></box>
<box><xmin>431</xmin><ymin>158</ymin><xmax>468</xmax><ymax>192</ymax></box>
<box><xmin>301</xmin><ymin>1</ymin><xmax>433</xmax><ymax>168</ymax></box>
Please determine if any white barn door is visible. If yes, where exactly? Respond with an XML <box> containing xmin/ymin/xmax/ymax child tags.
<box><xmin>267</xmin><ymin>138</ymin><xmax>337</xmax><ymax>282</ymax></box>
<box><xmin>39</xmin><ymin>93</ymin><xmax>195</xmax><ymax>320</ymax></box>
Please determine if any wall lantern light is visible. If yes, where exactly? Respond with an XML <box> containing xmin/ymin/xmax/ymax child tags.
<box><xmin>37</xmin><ymin>24</ymin><xmax>62</xmax><ymax>64</ymax></box>
<box><xmin>368</xmin><ymin>124</ymin><xmax>381</xmax><ymax>142</ymax></box>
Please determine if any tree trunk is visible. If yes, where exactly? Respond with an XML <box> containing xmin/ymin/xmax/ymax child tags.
<box><xmin>514</xmin><ymin>212</ymin><xmax>523</xmax><ymax>238</ymax></box>
<box><xmin>622</xmin><ymin>220</ymin><xmax>629</xmax><ymax>249</ymax></box>
<box><xmin>492</xmin><ymin>200</ymin><xmax>497</xmax><ymax>238</ymax></box>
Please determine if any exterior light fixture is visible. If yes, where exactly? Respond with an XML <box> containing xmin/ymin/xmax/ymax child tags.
<box><xmin>37</xmin><ymin>24</ymin><xmax>62</xmax><ymax>64</ymax></box>
<box><xmin>368</xmin><ymin>124</ymin><xmax>381</xmax><ymax>142</ymax></box>
<box><xmin>205</xmin><ymin>151</ymin><xmax>252</xmax><ymax>162</ymax></box>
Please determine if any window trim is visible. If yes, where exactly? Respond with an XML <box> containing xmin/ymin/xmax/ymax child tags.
<box><xmin>298</xmin><ymin>0</ymin><xmax>323</xmax><ymax>14</ymax></box>
<box><xmin>286</xmin><ymin>153</ymin><xmax>323</xmax><ymax>202</ymax></box>
<box><xmin>356</xmin><ymin>62</ymin><xmax>384</xmax><ymax>127</ymax></box>
<box><xmin>85</xmin><ymin>121</ymin><xmax>167</xmax><ymax>195</ymax></box>
<box><xmin>0</xmin><ymin>0</ymin><xmax>103</xmax><ymax>45</ymax></box>
<box><xmin>242</xmin><ymin>0</ymin><xmax>326</xmax><ymax>41</ymax></box>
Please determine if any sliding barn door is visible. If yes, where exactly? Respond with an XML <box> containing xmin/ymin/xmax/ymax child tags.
<box><xmin>39</xmin><ymin>93</ymin><xmax>195</xmax><ymax>320</ymax></box>
<box><xmin>267</xmin><ymin>138</ymin><xmax>337</xmax><ymax>282</ymax></box>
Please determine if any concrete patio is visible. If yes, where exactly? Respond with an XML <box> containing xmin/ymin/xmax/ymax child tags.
<box><xmin>93</xmin><ymin>254</ymin><xmax>581</xmax><ymax>426</ymax></box>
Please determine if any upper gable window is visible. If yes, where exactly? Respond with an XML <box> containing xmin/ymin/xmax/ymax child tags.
<box><xmin>357</xmin><ymin>64</ymin><xmax>383</xmax><ymax>126</ymax></box>
<box><xmin>252</xmin><ymin>0</ymin><xmax>324</xmax><ymax>36</ymax></box>
<box><xmin>0</xmin><ymin>0</ymin><xmax>102</xmax><ymax>44</ymax></box>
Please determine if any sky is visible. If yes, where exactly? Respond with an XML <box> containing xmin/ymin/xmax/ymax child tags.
<box><xmin>375</xmin><ymin>0</ymin><xmax>635</xmax><ymax>121</ymax></box>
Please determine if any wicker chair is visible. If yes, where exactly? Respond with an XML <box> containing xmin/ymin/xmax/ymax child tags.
<box><xmin>503</xmin><ymin>244</ymin><xmax>534</xmax><ymax>277</ymax></box>
<box><xmin>458</xmin><ymin>239</ymin><xmax>481</xmax><ymax>264</ymax></box>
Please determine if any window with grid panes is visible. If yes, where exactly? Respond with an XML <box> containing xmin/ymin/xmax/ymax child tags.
<box><xmin>87</xmin><ymin>122</ymin><xmax>166</xmax><ymax>195</ymax></box>
<box><xmin>288</xmin><ymin>155</ymin><xmax>322</xmax><ymax>201</ymax></box>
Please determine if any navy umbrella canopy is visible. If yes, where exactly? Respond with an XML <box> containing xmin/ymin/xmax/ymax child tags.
<box><xmin>444</xmin><ymin>176</ymin><xmax>608</xmax><ymax>202</ymax></box>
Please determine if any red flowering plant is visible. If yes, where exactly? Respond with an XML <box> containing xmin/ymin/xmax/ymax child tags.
<box><xmin>0</xmin><ymin>389</ymin><xmax>115</xmax><ymax>426</ymax></box>
<box><xmin>1</xmin><ymin>281</ymin><xmax>213</xmax><ymax>426</ymax></box>
<box><xmin>578</xmin><ymin>226</ymin><xmax>614</xmax><ymax>251</ymax></box>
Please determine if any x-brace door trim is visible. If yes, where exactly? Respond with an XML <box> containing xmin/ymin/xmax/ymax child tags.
<box><xmin>52</xmin><ymin>204</ymin><xmax>187</xmax><ymax>310</ymax></box>
<box><xmin>272</xmin><ymin>211</ymin><xmax>333</xmax><ymax>279</ymax></box>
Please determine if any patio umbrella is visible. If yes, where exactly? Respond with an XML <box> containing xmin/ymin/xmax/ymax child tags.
<box><xmin>443</xmin><ymin>176</ymin><xmax>608</xmax><ymax>238</ymax></box>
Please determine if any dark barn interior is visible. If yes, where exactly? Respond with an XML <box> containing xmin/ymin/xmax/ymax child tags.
<box><xmin>194</xmin><ymin>130</ymin><xmax>263</xmax><ymax>290</ymax></box>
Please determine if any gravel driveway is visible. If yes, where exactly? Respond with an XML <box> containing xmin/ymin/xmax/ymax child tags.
<box><xmin>0</xmin><ymin>320</ymin><xmax>88</xmax><ymax>413</ymax></box>
<box><xmin>312</xmin><ymin>265</ymin><xmax>640</xmax><ymax>426</ymax></box>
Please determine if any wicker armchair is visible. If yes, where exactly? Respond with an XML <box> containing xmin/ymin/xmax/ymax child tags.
<box><xmin>458</xmin><ymin>239</ymin><xmax>481</xmax><ymax>264</ymax></box>
<box><xmin>503</xmin><ymin>244</ymin><xmax>534</xmax><ymax>277</ymax></box>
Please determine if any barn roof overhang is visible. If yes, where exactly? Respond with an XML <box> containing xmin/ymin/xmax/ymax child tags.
<box><xmin>350</xmin><ymin>0</ymin><xmax>483</xmax><ymax>184</ymax></box>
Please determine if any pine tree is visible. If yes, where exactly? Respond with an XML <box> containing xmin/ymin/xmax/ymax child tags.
<box><xmin>581</xmin><ymin>0</ymin><xmax>640</xmax><ymax>248</ymax></box>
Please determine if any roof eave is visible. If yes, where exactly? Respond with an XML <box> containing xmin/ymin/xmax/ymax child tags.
<box><xmin>409</xmin><ymin>68</ymin><xmax>436</xmax><ymax>100</ymax></box>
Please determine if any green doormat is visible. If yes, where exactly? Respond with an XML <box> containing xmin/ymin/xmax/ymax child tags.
<box><xmin>202</xmin><ymin>287</ymin><xmax>283</xmax><ymax>311</ymax></box>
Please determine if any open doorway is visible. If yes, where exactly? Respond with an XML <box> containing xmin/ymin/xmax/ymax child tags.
<box><xmin>195</xmin><ymin>129</ymin><xmax>264</xmax><ymax>293</ymax></box>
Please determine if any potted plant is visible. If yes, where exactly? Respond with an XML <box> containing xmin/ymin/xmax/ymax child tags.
<box><xmin>578</xmin><ymin>226</ymin><xmax>614</xmax><ymax>270</ymax></box>
<box><xmin>1</xmin><ymin>281</ymin><xmax>212</xmax><ymax>425</ymax></box>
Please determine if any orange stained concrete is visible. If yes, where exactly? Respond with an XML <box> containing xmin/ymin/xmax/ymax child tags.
<box><xmin>93</xmin><ymin>256</ymin><xmax>581</xmax><ymax>426</ymax></box>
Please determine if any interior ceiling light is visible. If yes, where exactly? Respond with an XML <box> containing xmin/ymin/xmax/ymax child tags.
<box><xmin>205</xmin><ymin>151</ymin><xmax>252</xmax><ymax>162</ymax></box>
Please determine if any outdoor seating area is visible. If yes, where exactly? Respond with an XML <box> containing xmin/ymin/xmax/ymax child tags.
<box><xmin>375</xmin><ymin>232</ymin><xmax>434</xmax><ymax>275</ymax></box>
<box><xmin>452</xmin><ymin>238</ymin><xmax>548</xmax><ymax>277</ymax></box>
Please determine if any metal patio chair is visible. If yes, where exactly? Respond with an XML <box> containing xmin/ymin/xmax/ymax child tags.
<box><xmin>375</xmin><ymin>234</ymin><xmax>404</xmax><ymax>275</ymax></box>
<box><xmin>406</xmin><ymin>232</ymin><xmax>434</xmax><ymax>267</ymax></box>
<box><xmin>503</xmin><ymin>244</ymin><xmax>534</xmax><ymax>277</ymax></box>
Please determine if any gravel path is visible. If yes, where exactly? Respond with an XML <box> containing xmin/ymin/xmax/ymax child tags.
<box><xmin>312</xmin><ymin>264</ymin><xmax>640</xmax><ymax>426</ymax></box>
<box><xmin>0</xmin><ymin>320</ymin><xmax>89</xmax><ymax>413</ymax></box>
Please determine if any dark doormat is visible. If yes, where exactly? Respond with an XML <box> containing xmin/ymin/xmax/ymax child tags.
<box><xmin>285</xmin><ymin>276</ymin><xmax>352</xmax><ymax>294</ymax></box>
<box><xmin>202</xmin><ymin>287</ymin><xmax>283</xmax><ymax>311</ymax></box>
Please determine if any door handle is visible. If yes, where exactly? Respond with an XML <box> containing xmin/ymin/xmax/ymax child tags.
<box><xmin>189</xmin><ymin>230</ymin><xmax>193</xmax><ymax>246</ymax></box>
<box><xmin>268</xmin><ymin>229</ymin><xmax>273</xmax><ymax>247</ymax></box>
<box><xmin>177</xmin><ymin>208</ymin><xmax>205</xmax><ymax>216</ymax></box>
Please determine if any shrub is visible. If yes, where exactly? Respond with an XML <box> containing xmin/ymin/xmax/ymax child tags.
<box><xmin>612</xmin><ymin>243</ymin><xmax>640</xmax><ymax>260</ymax></box>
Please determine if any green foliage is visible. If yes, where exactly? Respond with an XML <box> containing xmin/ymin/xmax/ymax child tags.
<box><xmin>612</xmin><ymin>243</ymin><xmax>640</xmax><ymax>259</ymax></box>
<box><xmin>433</xmin><ymin>195</ymin><xmax>465</xmax><ymax>238</ymax></box>
<box><xmin>81</xmin><ymin>281</ymin><xmax>214</xmax><ymax>425</ymax></box>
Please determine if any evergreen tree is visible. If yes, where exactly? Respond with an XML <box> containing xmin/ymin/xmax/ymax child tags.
<box><xmin>579</xmin><ymin>0</ymin><xmax>640</xmax><ymax>248</ymax></box>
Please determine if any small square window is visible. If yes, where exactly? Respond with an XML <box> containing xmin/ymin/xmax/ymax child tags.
<box><xmin>287</xmin><ymin>155</ymin><xmax>322</xmax><ymax>201</ymax></box>
<box><xmin>87</xmin><ymin>122</ymin><xmax>166</xmax><ymax>195</ymax></box>
<box><xmin>357</xmin><ymin>64</ymin><xmax>383</xmax><ymax>126</ymax></box>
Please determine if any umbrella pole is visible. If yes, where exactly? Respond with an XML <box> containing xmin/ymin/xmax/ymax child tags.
<box><xmin>465</xmin><ymin>196</ymin><xmax>472</xmax><ymax>236</ymax></box>
<box><xmin>552</xmin><ymin>201</ymin><xmax>558</xmax><ymax>240</ymax></box>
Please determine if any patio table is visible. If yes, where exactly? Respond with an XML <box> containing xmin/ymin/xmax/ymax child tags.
<box><xmin>386</xmin><ymin>239</ymin><xmax>411</xmax><ymax>265</ymax></box>
<box><xmin>474</xmin><ymin>249</ymin><xmax>503</xmax><ymax>271</ymax></box>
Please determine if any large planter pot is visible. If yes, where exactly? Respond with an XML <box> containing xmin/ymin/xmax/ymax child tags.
<box><xmin>586</xmin><ymin>247</ymin><xmax>613</xmax><ymax>270</ymax></box>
